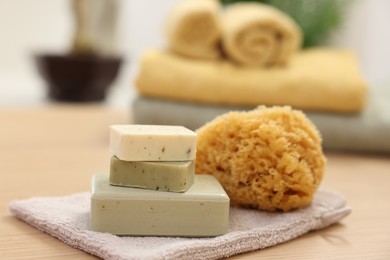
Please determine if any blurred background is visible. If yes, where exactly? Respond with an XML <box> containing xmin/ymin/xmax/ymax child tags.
<box><xmin>0</xmin><ymin>0</ymin><xmax>389</xmax><ymax>107</ymax></box>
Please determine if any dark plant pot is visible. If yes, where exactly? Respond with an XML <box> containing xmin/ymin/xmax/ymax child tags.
<box><xmin>35</xmin><ymin>54</ymin><xmax>122</xmax><ymax>102</ymax></box>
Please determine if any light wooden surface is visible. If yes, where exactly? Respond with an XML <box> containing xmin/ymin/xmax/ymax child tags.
<box><xmin>1</xmin><ymin>105</ymin><xmax>389</xmax><ymax>259</ymax></box>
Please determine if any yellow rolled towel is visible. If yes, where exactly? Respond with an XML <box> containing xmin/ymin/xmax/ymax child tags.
<box><xmin>135</xmin><ymin>49</ymin><xmax>368</xmax><ymax>113</ymax></box>
<box><xmin>165</xmin><ymin>0</ymin><xmax>221</xmax><ymax>60</ymax></box>
<box><xmin>221</xmin><ymin>3</ymin><xmax>302</xmax><ymax>67</ymax></box>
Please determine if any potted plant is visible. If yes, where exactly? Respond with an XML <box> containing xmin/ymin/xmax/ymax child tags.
<box><xmin>36</xmin><ymin>0</ymin><xmax>122</xmax><ymax>102</ymax></box>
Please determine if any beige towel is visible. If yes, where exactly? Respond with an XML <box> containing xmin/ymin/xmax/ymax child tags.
<box><xmin>135</xmin><ymin>49</ymin><xmax>368</xmax><ymax>113</ymax></box>
<box><xmin>165</xmin><ymin>0</ymin><xmax>221</xmax><ymax>60</ymax></box>
<box><xmin>10</xmin><ymin>191</ymin><xmax>351</xmax><ymax>259</ymax></box>
<box><xmin>221</xmin><ymin>3</ymin><xmax>301</xmax><ymax>66</ymax></box>
<box><xmin>9</xmin><ymin>190</ymin><xmax>350</xmax><ymax>259</ymax></box>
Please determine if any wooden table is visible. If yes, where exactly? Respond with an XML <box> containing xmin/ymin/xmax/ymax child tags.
<box><xmin>1</xmin><ymin>105</ymin><xmax>389</xmax><ymax>259</ymax></box>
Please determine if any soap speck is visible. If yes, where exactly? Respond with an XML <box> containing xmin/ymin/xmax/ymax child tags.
<box><xmin>187</xmin><ymin>148</ymin><xmax>191</xmax><ymax>154</ymax></box>
<box><xmin>162</xmin><ymin>146</ymin><xmax>165</xmax><ymax>152</ymax></box>
<box><xmin>156</xmin><ymin>186</ymin><xmax>160</xmax><ymax>190</ymax></box>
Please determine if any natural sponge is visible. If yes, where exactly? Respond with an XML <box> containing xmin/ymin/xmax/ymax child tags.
<box><xmin>195</xmin><ymin>106</ymin><xmax>326</xmax><ymax>211</ymax></box>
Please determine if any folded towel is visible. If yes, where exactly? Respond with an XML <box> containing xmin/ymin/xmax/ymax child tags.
<box><xmin>132</xmin><ymin>87</ymin><xmax>390</xmax><ymax>153</ymax></box>
<box><xmin>165</xmin><ymin>0</ymin><xmax>221</xmax><ymax>60</ymax></box>
<box><xmin>221</xmin><ymin>3</ymin><xmax>301</xmax><ymax>66</ymax></box>
<box><xmin>135</xmin><ymin>49</ymin><xmax>367</xmax><ymax>113</ymax></box>
<box><xmin>9</xmin><ymin>190</ymin><xmax>350</xmax><ymax>260</ymax></box>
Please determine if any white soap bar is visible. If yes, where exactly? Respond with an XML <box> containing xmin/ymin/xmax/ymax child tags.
<box><xmin>91</xmin><ymin>173</ymin><xmax>230</xmax><ymax>237</ymax></box>
<box><xmin>110</xmin><ymin>125</ymin><xmax>197</xmax><ymax>161</ymax></box>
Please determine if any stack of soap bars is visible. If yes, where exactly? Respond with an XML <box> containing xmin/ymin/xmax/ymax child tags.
<box><xmin>90</xmin><ymin>125</ymin><xmax>230</xmax><ymax>237</ymax></box>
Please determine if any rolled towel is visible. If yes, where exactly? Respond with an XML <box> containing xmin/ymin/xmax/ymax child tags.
<box><xmin>165</xmin><ymin>0</ymin><xmax>221</xmax><ymax>60</ymax></box>
<box><xmin>135</xmin><ymin>49</ymin><xmax>368</xmax><ymax>113</ymax></box>
<box><xmin>221</xmin><ymin>3</ymin><xmax>302</xmax><ymax>67</ymax></box>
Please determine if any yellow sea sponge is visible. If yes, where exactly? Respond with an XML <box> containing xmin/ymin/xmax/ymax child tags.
<box><xmin>195</xmin><ymin>106</ymin><xmax>326</xmax><ymax>211</ymax></box>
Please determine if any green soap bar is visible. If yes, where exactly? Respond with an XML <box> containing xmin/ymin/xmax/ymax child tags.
<box><xmin>110</xmin><ymin>156</ymin><xmax>194</xmax><ymax>192</ymax></box>
<box><xmin>90</xmin><ymin>173</ymin><xmax>230</xmax><ymax>237</ymax></box>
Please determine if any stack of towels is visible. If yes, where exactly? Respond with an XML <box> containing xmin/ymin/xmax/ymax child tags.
<box><xmin>133</xmin><ymin>0</ymin><xmax>390</xmax><ymax>153</ymax></box>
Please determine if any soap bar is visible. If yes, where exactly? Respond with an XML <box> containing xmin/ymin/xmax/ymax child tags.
<box><xmin>91</xmin><ymin>173</ymin><xmax>230</xmax><ymax>237</ymax></box>
<box><xmin>110</xmin><ymin>125</ymin><xmax>197</xmax><ymax>161</ymax></box>
<box><xmin>110</xmin><ymin>156</ymin><xmax>194</xmax><ymax>192</ymax></box>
